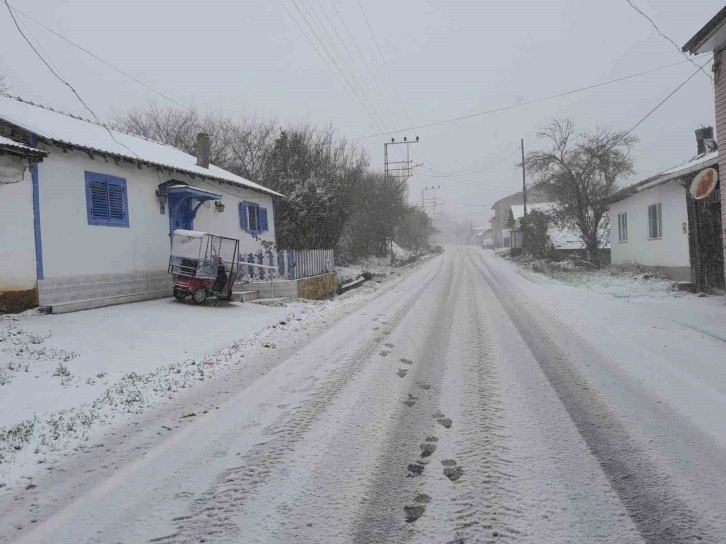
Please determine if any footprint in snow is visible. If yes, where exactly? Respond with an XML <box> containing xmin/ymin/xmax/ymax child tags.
<box><xmin>385</xmin><ymin>343</ymin><xmax>394</xmax><ymax>348</ymax></box>
<box><xmin>404</xmin><ymin>505</ymin><xmax>426</xmax><ymax>523</ymax></box>
<box><xmin>399</xmin><ymin>358</ymin><xmax>413</xmax><ymax>365</ymax></box>
<box><xmin>425</xmin><ymin>436</ymin><xmax>438</xmax><ymax>442</ymax></box>
<box><xmin>380</xmin><ymin>351</ymin><xmax>389</xmax><ymax>357</ymax></box>
<box><xmin>407</xmin><ymin>462</ymin><xmax>425</xmax><ymax>477</ymax></box>
<box><xmin>436</xmin><ymin>418</ymin><xmax>453</xmax><ymax>429</ymax></box>
<box><xmin>397</xmin><ymin>369</ymin><xmax>409</xmax><ymax>378</ymax></box>
<box><xmin>414</xmin><ymin>493</ymin><xmax>432</xmax><ymax>504</ymax></box>
<box><xmin>420</xmin><ymin>443</ymin><xmax>437</xmax><ymax>457</ymax></box>
<box><xmin>443</xmin><ymin>462</ymin><xmax>464</xmax><ymax>482</ymax></box>
<box><xmin>418</xmin><ymin>382</ymin><xmax>432</xmax><ymax>390</ymax></box>
<box><xmin>403</xmin><ymin>400</ymin><xmax>416</xmax><ymax>407</ymax></box>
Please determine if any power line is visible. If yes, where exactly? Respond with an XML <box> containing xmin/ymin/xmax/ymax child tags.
<box><xmin>624</xmin><ymin>0</ymin><xmax>712</xmax><ymax>82</ymax></box>
<box><xmin>329</xmin><ymin>0</ymin><xmax>400</xmax><ymax>126</ymax></box>
<box><xmin>355</xmin><ymin>0</ymin><xmax>415</xmax><ymax>131</ymax></box>
<box><xmin>341</xmin><ymin>57</ymin><xmax>707</xmax><ymax>142</ymax></box>
<box><xmin>315</xmin><ymin>0</ymin><xmax>397</xmax><ymax>133</ymax></box>
<box><xmin>623</xmin><ymin>57</ymin><xmax>711</xmax><ymax>138</ymax></box>
<box><xmin>287</xmin><ymin>0</ymin><xmax>391</xmax><ymax>136</ymax></box>
<box><xmin>423</xmin><ymin>148</ymin><xmax>520</xmax><ymax>178</ymax></box>
<box><xmin>3</xmin><ymin>0</ymin><xmax>140</xmax><ymax>159</ymax></box>
<box><xmin>7</xmin><ymin>3</ymin><xmax>187</xmax><ymax>108</ymax></box>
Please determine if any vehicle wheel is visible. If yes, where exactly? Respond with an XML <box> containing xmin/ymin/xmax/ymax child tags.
<box><xmin>191</xmin><ymin>287</ymin><xmax>207</xmax><ymax>305</ymax></box>
<box><xmin>173</xmin><ymin>288</ymin><xmax>186</xmax><ymax>302</ymax></box>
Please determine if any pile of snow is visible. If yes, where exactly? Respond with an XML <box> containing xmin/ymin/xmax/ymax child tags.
<box><xmin>336</xmin><ymin>266</ymin><xmax>365</xmax><ymax>285</ymax></box>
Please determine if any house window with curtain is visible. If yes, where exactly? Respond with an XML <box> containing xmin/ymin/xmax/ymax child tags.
<box><xmin>617</xmin><ymin>212</ymin><xmax>628</xmax><ymax>242</ymax></box>
<box><xmin>239</xmin><ymin>201</ymin><xmax>269</xmax><ymax>234</ymax></box>
<box><xmin>84</xmin><ymin>172</ymin><xmax>129</xmax><ymax>227</ymax></box>
<box><xmin>647</xmin><ymin>203</ymin><xmax>662</xmax><ymax>239</ymax></box>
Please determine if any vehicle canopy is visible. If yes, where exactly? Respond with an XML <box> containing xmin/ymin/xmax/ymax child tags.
<box><xmin>170</xmin><ymin>230</ymin><xmax>240</xmax><ymax>279</ymax></box>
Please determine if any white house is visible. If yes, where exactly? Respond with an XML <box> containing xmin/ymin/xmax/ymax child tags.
<box><xmin>603</xmin><ymin>149</ymin><xmax>719</xmax><ymax>282</ymax></box>
<box><xmin>0</xmin><ymin>93</ymin><xmax>283</xmax><ymax>313</ymax></box>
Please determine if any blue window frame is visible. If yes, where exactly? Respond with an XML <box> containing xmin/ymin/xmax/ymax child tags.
<box><xmin>239</xmin><ymin>201</ymin><xmax>269</xmax><ymax>234</ymax></box>
<box><xmin>85</xmin><ymin>172</ymin><xmax>129</xmax><ymax>227</ymax></box>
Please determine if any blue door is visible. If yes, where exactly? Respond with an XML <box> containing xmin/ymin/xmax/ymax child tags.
<box><xmin>170</xmin><ymin>196</ymin><xmax>193</xmax><ymax>236</ymax></box>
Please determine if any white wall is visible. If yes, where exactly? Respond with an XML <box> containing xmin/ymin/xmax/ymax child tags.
<box><xmin>609</xmin><ymin>181</ymin><xmax>689</xmax><ymax>269</ymax></box>
<box><xmin>37</xmin><ymin>146</ymin><xmax>276</xmax><ymax>279</ymax></box>
<box><xmin>0</xmin><ymin>156</ymin><xmax>36</xmax><ymax>291</ymax></box>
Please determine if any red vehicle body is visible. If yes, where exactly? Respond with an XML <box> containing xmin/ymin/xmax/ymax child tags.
<box><xmin>168</xmin><ymin>230</ymin><xmax>240</xmax><ymax>304</ymax></box>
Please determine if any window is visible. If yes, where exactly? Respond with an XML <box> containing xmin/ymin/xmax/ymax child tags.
<box><xmin>617</xmin><ymin>213</ymin><xmax>628</xmax><ymax>242</ymax></box>
<box><xmin>239</xmin><ymin>201</ymin><xmax>269</xmax><ymax>234</ymax></box>
<box><xmin>647</xmin><ymin>203</ymin><xmax>662</xmax><ymax>239</ymax></box>
<box><xmin>85</xmin><ymin>172</ymin><xmax>128</xmax><ymax>227</ymax></box>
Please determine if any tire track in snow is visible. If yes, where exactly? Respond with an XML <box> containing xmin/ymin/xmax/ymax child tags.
<box><xmin>444</xmin><ymin>257</ymin><xmax>523</xmax><ymax>543</ymax></box>
<box><xmin>153</xmin><ymin>261</ymin><xmax>444</xmax><ymax>543</ymax></box>
<box><xmin>474</xmin><ymin>252</ymin><xmax>716</xmax><ymax>544</ymax></box>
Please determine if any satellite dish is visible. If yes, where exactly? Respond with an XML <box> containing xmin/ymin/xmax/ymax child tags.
<box><xmin>690</xmin><ymin>167</ymin><xmax>718</xmax><ymax>199</ymax></box>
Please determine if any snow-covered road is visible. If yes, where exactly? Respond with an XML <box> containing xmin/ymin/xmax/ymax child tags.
<box><xmin>2</xmin><ymin>247</ymin><xmax>725</xmax><ymax>543</ymax></box>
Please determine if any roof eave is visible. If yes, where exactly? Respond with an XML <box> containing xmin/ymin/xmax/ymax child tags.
<box><xmin>37</xmin><ymin>136</ymin><xmax>284</xmax><ymax>198</ymax></box>
<box><xmin>683</xmin><ymin>6</ymin><xmax>726</xmax><ymax>54</ymax></box>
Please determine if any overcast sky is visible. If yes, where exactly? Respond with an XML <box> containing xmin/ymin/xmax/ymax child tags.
<box><xmin>1</xmin><ymin>0</ymin><xmax>722</xmax><ymax>225</ymax></box>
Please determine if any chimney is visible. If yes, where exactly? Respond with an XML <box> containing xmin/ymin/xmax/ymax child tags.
<box><xmin>695</xmin><ymin>126</ymin><xmax>716</xmax><ymax>155</ymax></box>
<box><xmin>196</xmin><ymin>132</ymin><xmax>210</xmax><ymax>168</ymax></box>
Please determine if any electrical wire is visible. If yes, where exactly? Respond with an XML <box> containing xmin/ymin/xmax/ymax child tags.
<box><xmin>355</xmin><ymin>0</ymin><xmax>415</xmax><ymax>132</ymax></box>
<box><xmin>7</xmin><ymin>3</ymin><xmax>187</xmax><ymax>108</ymax></box>
<box><xmin>423</xmin><ymin>148</ymin><xmax>520</xmax><ymax>178</ymax></box>
<box><xmin>329</xmin><ymin>0</ymin><xmax>400</xmax><ymax>126</ymax></box>
<box><xmin>3</xmin><ymin>0</ymin><xmax>141</xmax><ymax>160</ymax></box>
<box><xmin>340</xmin><ymin>57</ymin><xmax>708</xmax><ymax>142</ymax></box>
<box><xmin>624</xmin><ymin>0</ymin><xmax>712</xmax><ymax>82</ymax></box>
<box><xmin>622</xmin><ymin>57</ymin><xmax>711</xmax><ymax>138</ymax></box>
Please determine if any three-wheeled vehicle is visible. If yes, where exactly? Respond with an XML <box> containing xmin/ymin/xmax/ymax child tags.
<box><xmin>168</xmin><ymin>230</ymin><xmax>240</xmax><ymax>304</ymax></box>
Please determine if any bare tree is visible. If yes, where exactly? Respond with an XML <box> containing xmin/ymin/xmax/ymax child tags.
<box><xmin>115</xmin><ymin>101</ymin><xmax>277</xmax><ymax>181</ymax></box>
<box><xmin>0</xmin><ymin>75</ymin><xmax>8</xmax><ymax>93</ymax></box>
<box><xmin>524</xmin><ymin>119</ymin><xmax>637</xmax><ymax>266</ymax></box>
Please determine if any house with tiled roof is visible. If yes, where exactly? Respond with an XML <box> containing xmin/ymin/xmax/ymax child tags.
<box><xmin>0</xmin><ymin>93</ymin><xmax>282</xmax><ymax>313</ymax></box>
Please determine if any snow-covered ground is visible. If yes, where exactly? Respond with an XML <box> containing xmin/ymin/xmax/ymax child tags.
<box><xmin>0</xmin><ymin>258</ymin><xmax>427</xmax><ymax>489</ymax></box>
<box><xmin>1</xmin><ymin>247</ymin><xmax>724</xmax><ymax>543</ymax></box>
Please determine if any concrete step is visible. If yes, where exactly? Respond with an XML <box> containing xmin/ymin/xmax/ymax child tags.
<box><xmin>249</xmin><ymin>297</ymin><xmax>292</xmax><ymax>306</ymax></box>
<box><xmin>46</xmin><ymin>289</ymin><xmax>171</xmax><ymax>314</ymax></box>
<box><xmin>237</xmin><ymin>290</ymin><xmax>260</xmax><ymax>303</ymax></box>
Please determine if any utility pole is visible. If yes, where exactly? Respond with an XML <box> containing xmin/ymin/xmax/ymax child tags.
<box><xmin>422</xmin><ymin>185</ymin><xmax>441</xmax><ymax>246</ymax></box>
<box><xmin>384</xmin><ymin>136</ymin><xmax>420</xmax><ymax>189</ymax></box>
<box><xmin>521</xmin><ymin>138</ymin><xmax>527</xmax><ymax>217</ymax></box>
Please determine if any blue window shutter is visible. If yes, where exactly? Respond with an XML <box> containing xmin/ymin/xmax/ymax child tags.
<box><xmin>259</xmin><ymin>207</ymin><xmax>268</xmax><ymax>232</ymax></box>
<box><xmin>107</xmin><ymin>183</ymin><xmax>126</xmax><ymax>221</ymax></box>
<box><xmin>88</xmin><ymin>180</ymin><xmax>109</xmax><ymax>221</ymax></box>
<box><xmin>85</xmin><ymin>172</ymin><xmax>128</xmax><ymax>227</ymax></box>
<box><xmin>239</xmin><ymin>201</ymin><xmax>249</xmax><ymax>231</ymax></box>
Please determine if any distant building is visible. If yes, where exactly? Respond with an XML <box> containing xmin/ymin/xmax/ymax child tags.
<box><xmin>489</xmin><ymin>188</ymin><xmax>548</xmax><ymax>248</ymax></box>
<box><xmin>0</xmin><ymin>93</ymin><xmax>282</xmax><ymax>313</ymax></box>
<box><xmin>507</xmin><ymin>202</ymin><xmax>610</xmax><ymax>261</ymax></box>
<box><xmin>683</xmin><ymin>9</ymin><xmax>726</xmax><ymax>288</ymax></box>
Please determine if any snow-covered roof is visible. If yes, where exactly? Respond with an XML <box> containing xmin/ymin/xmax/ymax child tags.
<box><xmin>510</xmin><ymin>202</ymin><xmax>555</xmax><ymax>221</ymax></box>
<box><xmin>0</xmin><ymin>94</ymin><xmax>282</xmax><ymax>197</ymax></box>
<box><xmin>602</xmin><ymin>150</ymin><xmax>719</xmax><ymax>206</ymax></box>
<box><xmin>0</xmin><ymin>134</ymin><xmax>47</xmax><ymax>156</ymax></box>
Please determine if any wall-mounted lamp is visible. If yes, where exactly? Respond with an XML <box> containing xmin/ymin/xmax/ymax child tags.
<box><xmin>215</xmin><ymin>200</ymin><xmax>225</xmax><ymax>212</ymax></box>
